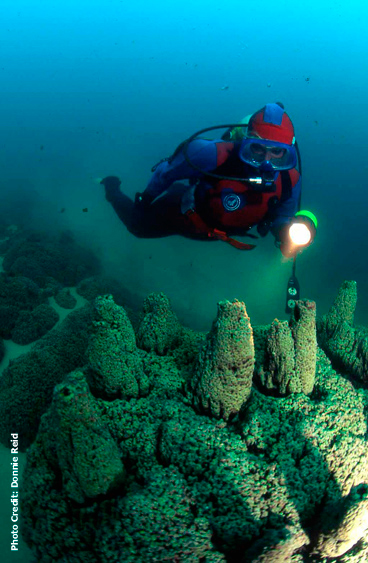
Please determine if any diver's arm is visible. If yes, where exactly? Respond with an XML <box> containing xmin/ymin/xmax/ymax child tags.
<box><xmin>140</xmin><ymin>139</ymin><xmax>219</xmax><ymax>204</ymax></box>
<box><xmin>270</xmin><ymin>176</ymin><xmax>302</xmax><ymax>242</ymax></box>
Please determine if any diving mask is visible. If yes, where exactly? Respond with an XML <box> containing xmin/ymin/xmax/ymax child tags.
<box><xmin>239</xmin><ymin>137</ymin><xmax>297</xmax><ymax>171</ymax></box>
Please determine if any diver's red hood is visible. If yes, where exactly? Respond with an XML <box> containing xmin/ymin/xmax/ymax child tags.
<box><xmin>248</xmin><ymin>105</ymin><xmax>295</xmax><ymax>145</ymax></box>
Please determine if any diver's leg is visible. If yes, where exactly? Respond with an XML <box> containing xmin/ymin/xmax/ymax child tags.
<box><xmin>101</xmin><ymin>177</ymin><xmax>211</xmax><ymax>241</ymax></box>
<box><xmin>108</xmin><ymin>191</ymin><xmax>136</xmax><ymax>226</ymax></box>
<box><xmin>101</xmin><ymin>176</ymin><xmax>147</xmax><ymax>235</ymax></box>
<box><xmin>101</xmin><ymin>176</ymin><xmax>187</xmax><ymax>238</ymax></box>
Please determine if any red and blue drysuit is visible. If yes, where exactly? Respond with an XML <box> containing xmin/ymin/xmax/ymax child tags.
<box><xmin>106</xmin><ymin>138</ymin><xmax>301</xmax><ymax>250</ymax></box>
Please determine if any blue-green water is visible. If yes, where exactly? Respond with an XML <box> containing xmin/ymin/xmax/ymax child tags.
<box><xmin>1</xmin><ymin>0</ymin><xmax>367</xmax><ymax>329</ymax></box>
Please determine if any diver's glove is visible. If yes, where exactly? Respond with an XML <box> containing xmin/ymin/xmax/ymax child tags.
<box><xmin>274</xmin><ymin>224</ymin><xmax>296</xmax><ymax>258</ymax></box>
<box><xmin>135</xmin><ymin>191</ymin><xmax>154</xmax><ymax>209</ymax></box>
<box><xmin>274</xmin><ymin>238</ymin><xmax>295</xmax><ymax>258</ymax></box>
<box><xmin>279</xmin><ymin>241</ymin><xmax>296</xmax><ymax>258</ymax></box>
<box><xmin>100</xmin><ymin>176</ymin><xmax>122</xmax><ymax>202</ymax></box>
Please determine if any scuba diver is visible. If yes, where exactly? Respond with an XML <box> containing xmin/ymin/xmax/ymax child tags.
<box><xmin>101</xmin><ymin>102</ymin><xmax>317</xmax><ymax>258</ymax></box>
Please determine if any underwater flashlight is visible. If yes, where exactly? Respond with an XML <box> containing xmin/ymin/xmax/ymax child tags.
<box><xmin>288</xmin><ymin>210</ymin><xmax>318</xmax><ymax>248</ymax></box>
<box><xmin>289</xmin><ymin>222</ymin><xmax>311</xmax><ymax>245</ymax></box>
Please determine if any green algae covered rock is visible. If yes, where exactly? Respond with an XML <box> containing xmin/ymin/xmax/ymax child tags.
<box><xmin>95</xmin><ymin>466</ymin><xmax>225</xmax><ymax>563</ymax></box>
<box><xmin>290</xmin><ymin>299</ymin><xmax>317</xmax><ymax>394</ymax></box>
<box><xmin>190</xmin><ymin>299</ymin><xmax>254</xmax><ymax>420</ymax></box>
<box><xmin>320</xmin><ymin>280</ymin><xmax>357</xmax><ymax>336</ymax></box>
<box><xmin>313</xmin><ymin>484</ymin><xmax>368</xmax><ymax>559</ymax></box>
<box><xmin>87</xmin><ymin>294</ymin><xmax>149</xmax><ymax>399</ymax></box>
<box><xmin>0</xmin><ymin>303</ymin><xmax>94</xmax><ymax>450</ymax></box>
<box><xmin>257</xmin><ymin>319</ymin><xmax>299</xmax><ymax>394</ymax></box>
<box><xmin>136</xmin><ymin>291</ymin><xmax>183</xmax><ymax>354</ymax></box>
<box><xmin>54</xmin><ymin>287</ymin><xmax>77</xmax><ymax>309</ymax></box>
<box><xmin>19</xmin><ymin>292</ymin><xmax>368</xmax><ymax>562</ymax></box>
<box><xmin>255</xmin><ymin>300</ymin><xmax>316</xmax><ymax>396</ymax></box>
<box><xmin>39</xmin><ymin>370</ymin><xmax>125</xmax><ymax>503</ymax></box>
<box><xmin>317</xmin><ymin>280</ymin><xmax>368</xmax><ymax>385</ymax></box>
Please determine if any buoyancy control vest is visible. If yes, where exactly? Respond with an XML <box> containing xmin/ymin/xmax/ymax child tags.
<box><xmin>193</xmin><ymin>142</ymin><xmax>299</xmax><ymax>234</ymax></box>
